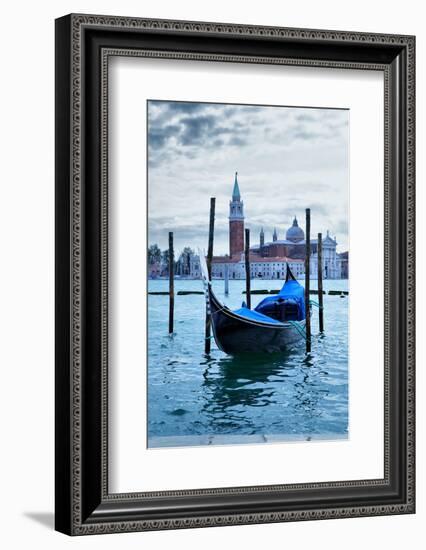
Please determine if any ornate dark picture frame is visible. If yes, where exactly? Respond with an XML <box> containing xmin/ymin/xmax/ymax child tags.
<box><xmin>55</xmin><ymin>14</ymin><xmax>415</xmax><ymax>535</ymax></box>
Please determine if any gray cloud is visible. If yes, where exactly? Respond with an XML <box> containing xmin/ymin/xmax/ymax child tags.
<box><xmin>334</xmin><ymin>218</ymin><xmax>349</xmax><ymax>235</ymax></box>
<box><xmin>292</xmin><ymin>129</ymin><xmax>323</xmax><ymax>141</ymax></box>
<box><xmin>148</xmin><ymin>101</ymin><xmax>254</xmax><ymax>156</ymax></box>
<box><xmin>295</xmin><ymin>113</ymin><xmax>316</xmax><ymax>122</ymax></box>
<box><xmin>166</xmin><ymin>101</ymin><xmax>207</xmax><ymax>115</ymax></box>
<box><xmin>147</xmin><ymin>100</ymin><xmax>349</xmax><ymax>254</ymax></box>
<box><xmin>148</xmin><ymin>123</ymin><xmax>180</xmax><ymax>149</ymax></box>
<box><xmin>179</xmin><ymin>115</ymin><xmax>215</xmax><ymax>145</ymax></box>
<box><xmin>229</xmin><ymin>136</ymin><xmax>248</xmax><ymax>146</ymax></box>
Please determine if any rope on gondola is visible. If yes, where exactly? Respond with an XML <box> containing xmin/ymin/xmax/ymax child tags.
<box><xmin>309</xmin><ymin>299</ymin><xmax>324</xmax><ymax>310</ymax></box>
<box><xmin>288</xmin><ymin>320</ymin><xmax>308</xmax><ymax>340</ymax></box>
<box><xmin>210</xmin><ymin>304</ymin><xmax>230</xmax><ymax>315</ymax></box>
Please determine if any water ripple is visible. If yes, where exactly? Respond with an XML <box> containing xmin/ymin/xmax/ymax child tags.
<box><xmin>148</xmin><ymin>279</ymin><xmax>348</xmax><ymax>446</ymax></box>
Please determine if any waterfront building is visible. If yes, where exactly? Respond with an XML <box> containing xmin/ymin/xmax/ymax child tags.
<box><xmin>210</xmin><ymin>254</ymin><xmax>305</xmax><ymax>280</ymax></box>
<box><xmin>189</xmin><ymin>252</ymin><xmax>201</xmax><ymax>279</ymax></box>
<box><xmin>148</xmin><ymin>261</ymin><xmax>162</xmax><ymax>278</ymax></box>
<box><xmin>206</xmin><ymin>174</ymin><xmax>349</xmax><ymax>280</ymax></box>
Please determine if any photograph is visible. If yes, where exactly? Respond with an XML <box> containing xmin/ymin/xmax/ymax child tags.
<box><xmin>52</xmin><ymin>10</ymin><xmax>415</xmax><ymax>538</ymax></box>
<box><xmin>147</xmin><ymin>100</ymin><xmax>350</xmax><ymax>449</ymax></box>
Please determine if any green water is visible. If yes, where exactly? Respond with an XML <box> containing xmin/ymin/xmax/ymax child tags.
<box><xmin>148</xmin><ymin>278</ymin><xmax>349</xmax><ymax>448</ymax></box>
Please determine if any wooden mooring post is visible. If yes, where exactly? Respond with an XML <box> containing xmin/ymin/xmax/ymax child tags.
<box><xmin>168</xmin><ymin>231</ymin><xmax>174</xmax><ymax>334</ymax></box>
<box><xmin>224</xmin><ymin>263</ymin><xmax>229</xmax><ymax>295</ymax></box>
<box><xmin>317</xmin><ymin>232</ymin><xmax>324</xmax><ymax>332</ymax></box>
<box><xmin>245</xmin><ymin>228</ymin><xmax>251</xmax><ymax>309</ymax></box>
<box><xmin>305</xmin><ymin>209</ymin><xmax>311</xmax><ymax>353</ymax></box>
<box><xmin>205</xmin><ymin>197</ymin><xmax>216</xmax><ymax>354</ymax></box>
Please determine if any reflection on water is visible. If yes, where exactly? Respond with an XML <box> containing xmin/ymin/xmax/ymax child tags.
<box><xmin>148</xmin><ymin>279</ymin><xmax>348</xmax><ymax>447</ymax></box>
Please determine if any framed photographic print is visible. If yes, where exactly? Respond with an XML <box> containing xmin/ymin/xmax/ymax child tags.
<box><xmin>55</xmin><ymin>14</ymin><xmax>415</xmax><ymax>535</ymax></box>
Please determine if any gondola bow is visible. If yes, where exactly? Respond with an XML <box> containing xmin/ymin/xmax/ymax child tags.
<box><xmin>200</xmin><ymin>254</ymin><xmax>307</xmax><ymax>354</ymax></box>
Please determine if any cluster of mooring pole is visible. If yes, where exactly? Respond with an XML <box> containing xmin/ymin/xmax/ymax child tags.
<box><xmin>168</xmin><ymin>202</ymin><xmax>324</xmax><ymax>353</ymax></box>
<box><xmin>205</xmin><ymin>197</ymin><xmax>216</xmax><ymax>354</ymax></box>
<box><xmin>304</xmin><ymin>208</ymin><xmax>311</xmax><ymax>353</ymax></box>
<box><xmin>168</xmin><ymin>231</ymin><xmax>174</xmax><ymax>334</ymax></box>
<box><xmin>317</xmin><ymin>232</ymin><xmax>324</xmax><ymax>333</ymax></box>
<box><xmin>245</xmin><ymin>228</ymin><xmax>251</xmax><ymax>309</ymax></box>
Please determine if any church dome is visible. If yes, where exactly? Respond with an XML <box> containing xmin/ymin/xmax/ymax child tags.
<box><xmin>286</xmin><ymin>217</ymin><xmax>305</xmax><ymax>242</ymax></box>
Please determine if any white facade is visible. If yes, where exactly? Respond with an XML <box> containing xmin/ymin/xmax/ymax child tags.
<box><xmin>211</xmin><ymin>255</ymin><xmax>305</xmax><ymax>280</ymax></box>
<box><xmin>192</xmin><ymin>250</ymin><xmax>345</xmax><ymax>280</ymax></box>
<box><xmin>189</xmin><ymin>254</ymin><xmax>201</xmax><ymax>279</ymax></box>
<box><xmin>309</xmin><ymin>234</ymin><xmax>341</xmax><ymax>279</ymax></box>
<box><xmin>190</xmin><ymin>234</ymin><xmax>346</xmax><ymax>280</ymax></box>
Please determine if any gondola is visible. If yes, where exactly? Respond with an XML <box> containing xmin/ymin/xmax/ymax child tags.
<box><xmin>201</xmin><ymin>256</ymin><xmax>307</xmax><ymax>355</ymax></box>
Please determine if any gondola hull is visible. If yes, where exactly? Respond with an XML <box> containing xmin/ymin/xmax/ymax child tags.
<box><xmin>208</xmin><ymin>286</ymin><xmax>305</xmax><ymax>355</ymax></box>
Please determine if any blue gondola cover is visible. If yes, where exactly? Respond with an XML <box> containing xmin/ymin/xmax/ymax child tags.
<box><xmin>232</xmin><ymin>306</ymin><xmax>287</xmax><ymax>325</ymax></box>
<box><xmin>254</xmin><ymin>279</ymin><xmax>306</xmax><ymax>322</ymax></box>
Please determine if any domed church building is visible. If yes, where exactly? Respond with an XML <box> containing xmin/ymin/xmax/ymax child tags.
<box><xmin>209</xmin><ymin>174</ymin><xmax>347</xmax><ymax>280</ymax></box>
<box><xmin>286</xmin><ymin>217</ymin><xmax>305</xmax><ymax>243</ymax></box>
<box><xmin>251</xmin><ymin>217</ymin><xmax>342</xmax><ymax>279</ymax></box>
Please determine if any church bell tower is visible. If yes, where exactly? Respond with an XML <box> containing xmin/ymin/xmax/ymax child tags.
<box><xmin>229</xmin><ymin>172</ymin><xmax>245</xmax><ymax>257</ymax></box>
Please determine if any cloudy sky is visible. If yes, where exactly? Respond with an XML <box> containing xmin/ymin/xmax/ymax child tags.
<box><xmin>147</xmin><ymin>100</ymin><xmax>349</xmax><ymax>256</ymax></box>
